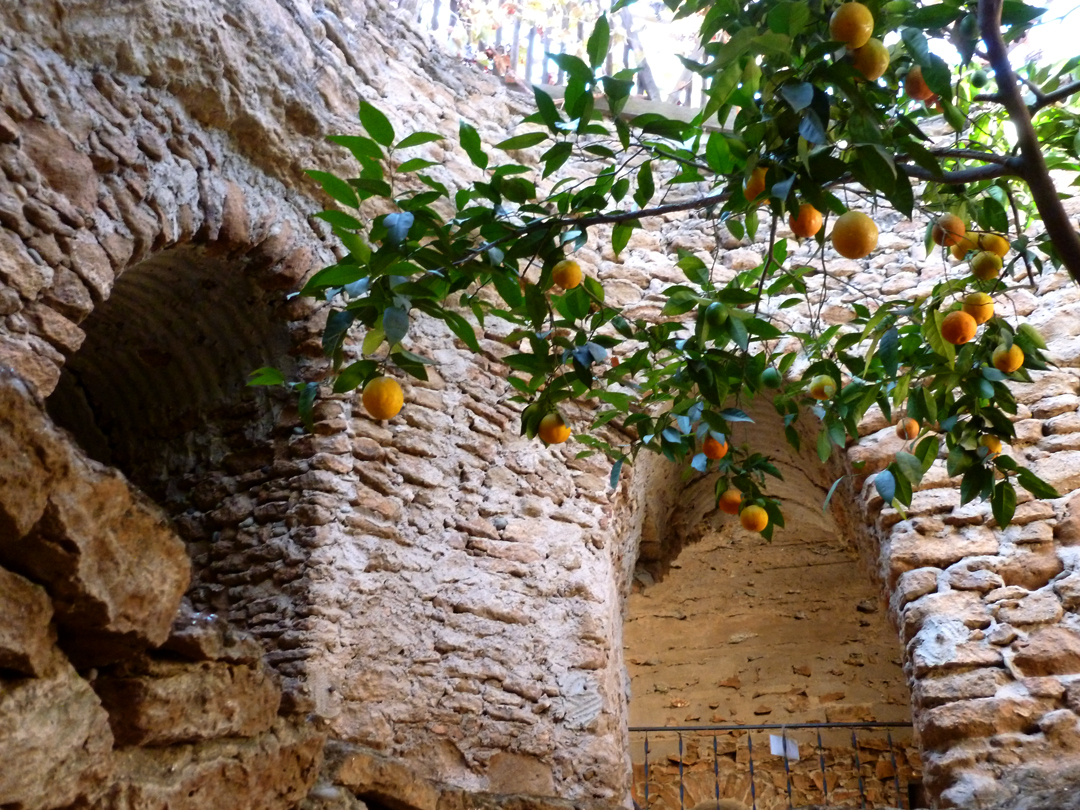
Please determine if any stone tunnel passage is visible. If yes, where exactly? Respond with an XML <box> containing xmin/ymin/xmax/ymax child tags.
<box><xmin>45</xmin><ymin>245</ymin><xmax>293</xmax><ymax>498</ymax></box>
<box><xmin>623</xmin><ymin>402</ymin><xmax>920</xmax><ymax>808</ymax></box>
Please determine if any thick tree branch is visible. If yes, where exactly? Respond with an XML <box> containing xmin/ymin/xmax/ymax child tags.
<box><xmin>897</xmin><ymin>161</ymin><xmax>1016</xmax><ymax>183</ymax></box>
<box><xmin>980</xmin><ymin>0</ymin><xmax>1080</xmax><ymax>283</ymax></box>
<box><xmin>929</xmin><ymin>147</ymin><xmax>1012</xmax><ymax>165</ymax></box>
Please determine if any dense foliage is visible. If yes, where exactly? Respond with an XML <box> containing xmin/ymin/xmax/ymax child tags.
<box><xmin>253</xmin><ymin>0</ymin><xmax>1080</xmax><ymax>537</ymax></box>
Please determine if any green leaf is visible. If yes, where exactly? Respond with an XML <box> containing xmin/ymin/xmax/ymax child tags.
<box><xmin>395</xmin><ymin>131</ymin><xmax>443</xmax><ymax>149</ymax></box>
<box><xmin>397</xmin><ymin>158</ymin><xmax>439</xmax><ymax>173</ymax></box>
<box><xmin>316</xmin><ymin>210</ymin><xmax>364</xmax><ymax>230</ymax></box>
<box><xmin>533</xmin><ymin>87</ymin><xmax>562</xmax><ymax>132</ymax></box>
<box><xmin>548</xmin><ymin>53</ymin><xmax>593</xmax><ymax>83</ymax></box>
<box><xmin>634</xmin><ymin>160</ymin><xmax>655</xmax><ymax>207</ymax></box>
<box><xmin>879</xmin><ymin>326</ymin><xmax>900</xmax><ymax>377</ymax></box>
<box><xmin>359</xmin><ymin>100</ymin><xmax>395</xmax><ymax>146</ymax></box>
<box><xmin>925</xmin><ymin>309</ymin><xmax>956</xmax><ymax>367</ymax></box>
<box><xmin>610</xmin><ymin>456</ymin><xmax>624</xmax><ymax>489</ymax></box>
<box><xmin>678</xmin><ymin>254</ymin><xmax>709</xmax><ymax>286</ymax></box>
<box><xmin>298</xmin><ymin>382</ymin><xmax>318</xmax><ymax>432</ymax></box>
<box><xmin>612</xmin><ymin>221</ymin><xmax>636</xmax><ymax>256</ymax></box>
<box><xmin>875</xmin><ymin>469</ymin><xmax>896</xmax><ymax>502</ymax></box>
<box><xmin>817</xmin><ymin>429</ymin><xmax>832</xmax><ymax>463</ymax></box>
<box><xmin>1017</xmin><ymin>468</ymin><xmax>1061</xmax><ymax>499</ymax></box>
<box><xmin>248</xmin><ymin>367</ymin><xmax>286</xmax><ymax>386</ymax></box>
<box><xmin>495</xmin><ymin>132</ymin><xmax>549</xmax><ymax>151</ymax></box>
<box><xmin>384</xmin><ymin>211</ymin><xmax>414</xmax><ymax>245</ymax></box>
<box><xmin>322</xmin><ymin>309</ymin><xmax>356</xmax><ymax>363</ymax></box>
<box><xmin>823</xmin><ymin>476</ymin><xmax>845</xmax><ymax>511</ymax></box>
<box><xmin>333</xmin><ymin>360</ymin><xmax>377</xmax><ymax>394</ymax></box>
<box><xmin>586</xmin><ymin>14</ymin><xmax>611</xmax><ymax>69</ymax></box>
<box><xmin>306</xmin><ymin>170</ymin><xmax>359</xmax><ymax>209</ymax></box>
<box><xmin>992</xmin><ymin>480</ymin><xmax>1017</xmax><ymax>527</ymax></box>
<box><xmin>459</xmin><ymin>121</ymin><xmax>489</xmax><ymax>170</ymax></box>
<box><xmin>383</xmin><ymin>306</ymin><xmax>410</xmax><ymax>347</ymax></box>
<box><xmin>895</xmin><ymin>451</ymin><xmax>925</xmax><ymax>485</ymax></box>
<box><xmin>328</xmin><ymin>135</ymin><xmax>383</xmax><ymax>162</ymax></box>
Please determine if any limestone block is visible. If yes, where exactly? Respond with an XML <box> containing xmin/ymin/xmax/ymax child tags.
<box><xmin>1055</xmin><ymin>572</ymin><xmax>1080</xmax><ymax>612</ymax></box>
<box><xmin>160</xmin><ymin>597</ymin><xmax>263</xmax><ymax>665</ymax></box>
<box><xmin>995</xmin><ymin>546</ymin><xmax>1064</xmax><ymax>590</ymax></box>
<box><xmin>93</xmin><ymin>656</ymin><xmax>280</xmax><ymax>746</ymax></box>
<box><xmin>92</xmin><ymin>719</ymin><xmax>323</xmax><ymax>810</ymax></box>
<box><xmin>894</xmin><ymin>568</ymin><xmax>939</xmax><ymax>609</ymax></box>
<box><xmin>903</xmin><ymin>590</ymin><xmax>991</xmax><ymax>643</ymax></box>
<box><xmin>994</xmin><ymin>590</ymin><xmax>1064</xmax><ymax>626</ymax></box>
<box><xmin>0</xmin><ymin>567</ymin><xmax>55</xmax><ymax>676</ymax></box>
<box><xmin>0</xmin><ymin>369</ymin><xmax>67</xmax><ymax>540</ymax></box>
<box><xmin>3</xmin><ymin>451</ymin><xmax>190</xmax><ymax>665</ymax></box>
<box><xmin>914</xmin><ymin>668</ymin><xmax>1010</xmax><ymax>708</ymax></box>
<box><xmin>889</xmin><ymin>525</ymin><xmax>998</xmax><ymax>578</ymax></box>
<box><xmin>910</xmin><ymin>616</ymin><xmax>1003</xmax><ymax>677</ymax></box>
<box><xmin>1012</xmin><ymin>627</ymin><xmax>1080</xmax><ymax>676</ymax></box>
<box><xmin>919</xmin><ymin>695</ymin><xmax>1046</xmax><ymax>748</ymax></box>
<box><xmin>0</xmin><ymin>656</ymin><xmax>113</xmax><ymax>810</ymax></box>
<box><xmin>328</xmin><ymin>742</ymin><xmax>442</xmax><ymax>810</ymax></box>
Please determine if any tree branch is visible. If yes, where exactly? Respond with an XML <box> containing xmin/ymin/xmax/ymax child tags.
<box><xmin>897</xmin><ymin>161</ymin><xmax>1016</xmax><ymax>183</ymax></box>
<box><xmin>980</xmin><ymin>0</ymin><xmax>1080</xmax><ymax>283</ymax></box>
<box><xmin>929</xmin><ymin>147</ymin><xmax>1012</xmax><ymax>165</ymax></box>
<box><xmin>1032</xmin><ymin>80</ymin><xmax>1080</xmax><ymax>112</ymax></box>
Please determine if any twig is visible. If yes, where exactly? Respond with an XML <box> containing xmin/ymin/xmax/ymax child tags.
<box><xmin>1002</xmin><ymin>183</ymin><xmax>1037</xmax><ymax>287</ymax></box>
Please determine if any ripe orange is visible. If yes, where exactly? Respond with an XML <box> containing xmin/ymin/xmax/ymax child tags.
<box><xmin>830</xmin><ymin>2</ymin><xmax>874</xmax><ymax>48</ymax></box>
<box><xmin>744</xmin><ymin>166</ymin><xmax>768</xmax><ymax>202</ymax></box>
<box><xmin>978</xmin><ymin>233</ymin><xmax>1010</xmax><ymax>257</ymax></box>
<box><xmin>790</xmin><ymin>203</ymin><xmax>823</xmax><ymax>238</ymax></box>
<box><xmin>905</xmin><ymin>66</ymin><xmax>934</xmax><ymax>101</ymax></box>
<box><xmin>852</xmin><ymin>38</ymin><xmax>890</xmax><ymax>81</ymax></box>
<box><xmin>979</xmin><ymin>435</ymin><xmax>1002</xmax><ymax>455</ymax></box>
<box><xmin>970</xmin><ymin>250</ymin><xmax>1002</xmax><ymax>281</ymax></box>
<box><xmin>895</xmin><ymin>418</ymin><xmax>920</xmax><ymax>440</ymax></box>
<box><xmin>962</xmin><ymin>292</ymin><xmax>994</xmax><ymax>325</ymax></box>
<box><xmin>362</xmin><ymin>376</ymin><xmax>404</xmax><ymax>420</ymax></box>
<box><xmin>552</xmin><ymin>259</ymin><xmax>583</xmax><ymax>289</ymax></box>
<box><xmin>932</xmin><ymin>213</ymin><xmax>966</xmax><ymax>247</ymax></box>
<box><xmin>992</xmin><ymin>344</ymin><xmax>1024</xmax><ymax>373</ymax></box>
<box><xmin>739</xmin><ymin>505</ymin><xmax>769</xmax><ymax>533</ymax></box>
<box><xmin>808</xmin><ymin>374</ymin><xmax>837</xmax><ymax>400</ymax></box>
<box><xmin>831</xmin><ymin>211</ymin><xmax>879</xmax><ymax>259</ymax></box>
<box><xmin>718</xmin><ymin>489</ymin><xmax>742</xmax><ymax>515</ymax></box>
<box><xmin>941</xmin><ymin>310</ymin><xmax>977</xmax><ymax>345</ymax></box>
<box><xmin>538</xmin><ymin>412</ymin><xmax>572</xmax><ymax>444</ymax></box>
<box><xmin>950</xmin><ymin>235</ymin><xmax>977</xmax><ymax>260</ymax></box>
<box><xmin>703</xmin><ymin>435</ymin><xmax>729</xmax><ymax>460</ymax></box>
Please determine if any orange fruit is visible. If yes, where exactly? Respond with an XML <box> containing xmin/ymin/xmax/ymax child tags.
<box><xmin>978</xmin><ymin>233</ymin><xmax>1010</xmax><ymax>257</ymax></box>
<box><xmin>962</xmin><ymin>292</ymin><xmax>994</xmax><ymax>325</ymax></box>
<box><xmin>703</xmin><ymin>435</ymin><xmax>729</xmax><ymax>460</ymax></box>
<box><xmin>992</xmin><ymin>344</ymin><xmax>1024</xmax><ymax>373</ymax></box>
<box><xmin>362</xmin><ymin>376</ymin><xmax>404</xmax><ymax>420</ymax></box>
<box><xmin>718</xmin><ymin>489</ymin><xmax>743</xmax><ymax>515</ymax></box>
<box><xmin>895</xmin><ymin>418</ymin><xmax>920</xmax><ymax>440</ymax></box>
<box><xmin>950</xmin><ymin>234</ymin><xmax>977</xmax><ymax>260</ymax></box>
<box><xmin>932</xmin><ymin>213</ymin><xmax>967</xmax><ymax>247</ymax></box>
<box><xmin>831</xmin><ymin>211</ymin><xmax>879</xmax><ymax>259</ymax></box>
<box><xmin>830</xmin><ymin>2</ymin><xmax>874</xmax><ymax>48</ymax></box>
<box><xmin>809</xmin><ymin>374</ymin><xmax>837</xmax><ymax>400</ymax></box>
<box><xmin>970</xmin><ymin>250</ymin><xmax>1002</xmax><ymax>281</ymax></box>
<box><xmin>979</xmin><ymin>435</ymin><xmax>1002</xmax><ymax>455</ymax></box>
<box><xmin>941</xmin><ymin>310</ymin><xmax>977</xmax><ymax>345</ymax></box>
<box><xmin>744</xmin><ymin>166</ymin><xmax>768</xmax><ymax>202</ymax></box>
<box><xmin>790</xmin><ymin>203</ymin><xmax>823</xmax><ymax>238</ymax></box>
<box><xmin>851</xmin><ymin>38</ymin><xmax>890</xmax><ymax>81</ymax></box>
<box><xmin>538</xmin><ymin>412</ymin><xmax>572</xmax><ymax>444</ymax></box>
<box><xmin>552</xmin><ymin>259</ymin><xmax>583</xmax><ymax>289</ymax></box>
<box><xmin>905</xmin><ymin>66</ymin><xmax>934</xmax><ymax>101</ymax></box>
<box><xmin>739</xmin><ymin>505</ymin><xmax>769</xmax><ymax>533</ymax></box>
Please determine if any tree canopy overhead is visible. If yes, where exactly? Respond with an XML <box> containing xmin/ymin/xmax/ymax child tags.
<box><xmin>256</xmin><ymin>0</ymin><xmax>1080</xmax><ymax>537</ymax></box>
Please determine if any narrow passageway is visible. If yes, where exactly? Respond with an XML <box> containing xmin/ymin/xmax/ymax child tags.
<box><xmin>623</xmin><ymin>404</ymin><xmax>919</xmax><ymax>808</ymax></box>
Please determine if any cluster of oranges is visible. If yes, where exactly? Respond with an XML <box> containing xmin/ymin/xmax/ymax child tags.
<box><xmin>830</xmin><ymin>2</ymin><xmax>889</xmax><ymax>81</ymax></box>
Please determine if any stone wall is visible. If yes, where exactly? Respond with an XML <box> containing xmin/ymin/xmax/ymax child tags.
<box><xmin>4</xmin><ymin>0</ymin><xmax>1080</xmax><ymax>808</ymax></box>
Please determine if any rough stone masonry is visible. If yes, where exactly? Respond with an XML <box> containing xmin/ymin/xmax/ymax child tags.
<box><xmin>3</xmin><ymin>0</ymin><xmax>1080</xmax><ymax>808</ymax></box>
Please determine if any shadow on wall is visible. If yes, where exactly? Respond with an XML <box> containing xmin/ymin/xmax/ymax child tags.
<box><xmin>45</xmin><ymin>245</ymin><xmax>293</xmax><ymax>497</ymax></box>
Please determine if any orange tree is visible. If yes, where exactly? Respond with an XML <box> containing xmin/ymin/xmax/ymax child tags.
<box><xmin>253</xmin><ymin>0</ymin><xmax>1080</xmax><ymax>537</ymax></box>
